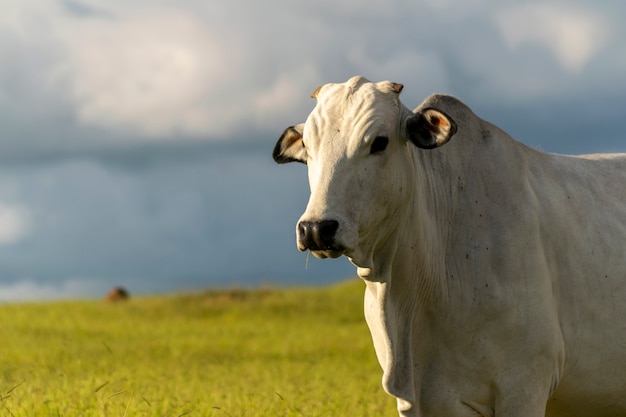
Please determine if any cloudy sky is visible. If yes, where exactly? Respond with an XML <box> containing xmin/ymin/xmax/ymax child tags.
<box><xmin>0</xmin><ymin>0</ymin><xmax>625</xmax><ymax>300</ymax></box>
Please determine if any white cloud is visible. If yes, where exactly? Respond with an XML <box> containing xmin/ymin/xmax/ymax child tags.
<box><xmin>0</xmin><ymin>1</ymin><xmax>457</xmax><ymax>140</ymax></box>
<box><xmin>0</xmin><ymin>203</ymin><xmax>29</xmax><ymax>245</ymax></box>
<box><xmin>496</xmin><ymin>3</ymin><xmax>610</xmax><ymax>72</ymax></box>
<box><xmin>36</xmin><ymin>3</ymin><xmax>330</xmax><ymax>139</ymax></box>
<box><xmin>52</xmin><ymin>8</ymin><xmax>234</xmax><ymax>138</ymax></box>
<box><xmin>0</xmin><ymin>0</ymin><xmax>624</xmax><ymax>145</ymax></box>
<box><xmin>345</xmin><ymin>48</ymin><xmax>449</xmax><ymax>101</ymax></box>
<box><xmin>250</xmin><ymin>66</ymin><xmax>321</xmax><ymax>129</ymax></box>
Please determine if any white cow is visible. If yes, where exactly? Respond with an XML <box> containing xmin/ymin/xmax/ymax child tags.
<box><xmin>273</xmin><ymin>76</ymin><xmax>626</xmax><ymax>417</ymax></box>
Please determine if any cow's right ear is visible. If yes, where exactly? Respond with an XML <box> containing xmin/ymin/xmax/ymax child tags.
<box><xmin>273</xmin><ymin>124</ymin><xmax>307</xmax><ymax>164</ymax></box>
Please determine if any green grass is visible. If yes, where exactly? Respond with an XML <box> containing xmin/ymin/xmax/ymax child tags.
<box><xmin>0</xmin><ymin>280</ymin><xmax>397</xmax><ymax>416</ymax></box>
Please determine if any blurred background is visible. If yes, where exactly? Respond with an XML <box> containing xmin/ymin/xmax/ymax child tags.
<box><xmin>0</xmin><ymin>0</ymin><xmax>625</xmax><ymax>301</ymax></box>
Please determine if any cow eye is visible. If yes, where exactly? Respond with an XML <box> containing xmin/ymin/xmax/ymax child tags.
<box><xmin>370</xmin><ymin>136</ymin><xmax>389</xmax><ymax>154</ymax></box>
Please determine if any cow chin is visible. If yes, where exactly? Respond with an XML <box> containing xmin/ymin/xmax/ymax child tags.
<box><xmin>309</xmin><ymin>249</ymin><xmax>345</xmax><ymax>259</ymax></box>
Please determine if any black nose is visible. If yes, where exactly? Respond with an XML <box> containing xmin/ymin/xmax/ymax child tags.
<box><xmin>297</xmin><ymin>220</ymin><xmax>339</xmax><ymax>251</ymax></box>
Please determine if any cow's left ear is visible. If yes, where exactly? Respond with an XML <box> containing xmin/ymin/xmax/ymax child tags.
<box><xmin>406</xmin><ymin>108</ymin><xmax>457</xmax><ymax>149</ymax></box>
<box><xmin>273</xmin><ymin>124</ymin><xmax>307</xmax><ymax>164</ymax></box>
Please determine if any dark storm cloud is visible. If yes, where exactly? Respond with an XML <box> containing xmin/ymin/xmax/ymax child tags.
<box><xmin>0</xmin><ymin>144</ymin><xmax>354</xmax><ymax>300</ymax></box>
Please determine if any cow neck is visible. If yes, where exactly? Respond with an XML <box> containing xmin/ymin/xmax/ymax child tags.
<box><xmin>361</xmin><ymin>145</ymin><xmax>456</xmax><ymax>412</ymax></box>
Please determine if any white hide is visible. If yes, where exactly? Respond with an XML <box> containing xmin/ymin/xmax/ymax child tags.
<box><xmin>274</xmin><ymin>76</ymin><xmax>626</xmax><ymax>417</ymax></box>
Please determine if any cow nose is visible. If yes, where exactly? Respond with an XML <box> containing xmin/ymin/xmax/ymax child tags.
<box><xmin>297</xmin><ymin>220</ymin><xmax>339</xmax><ymax>251</ymax></box>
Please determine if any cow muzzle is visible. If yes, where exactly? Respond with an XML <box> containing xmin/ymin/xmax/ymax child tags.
<box><xmin>297</xmin><ymin>220</ymin><xmax>344</xmax><ymax>258</ymax></box>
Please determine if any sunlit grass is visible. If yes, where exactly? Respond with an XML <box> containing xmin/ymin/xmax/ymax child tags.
<box><xmin>0</xmin><ymin>280</ymin><xmax>396</xmax><ymax>416</ymax></box>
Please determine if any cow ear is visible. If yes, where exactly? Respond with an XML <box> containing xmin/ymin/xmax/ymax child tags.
<box><xmin>273</xmin><ymin>124</ymin><xmax>307</xmax><ymax>164</ymax></box>
<box><xmin>406</xmin><ymin>108</ymin><xmax>457</xmax><ymax>149</ymax></box>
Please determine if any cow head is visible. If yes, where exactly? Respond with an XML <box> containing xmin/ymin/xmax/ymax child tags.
<box><xmin>273</xmin><ymin>76</ymin><xmax>457</xmax><ymax>272</ymax></box>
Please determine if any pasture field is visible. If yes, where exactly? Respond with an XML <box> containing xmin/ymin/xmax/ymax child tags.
<box><xmin>0</xmin><ymin>280</ymin><xmax>396</xmax><ymax>416</ymax></box>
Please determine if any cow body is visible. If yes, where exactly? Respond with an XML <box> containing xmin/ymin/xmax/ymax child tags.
<box><xmin>273</xmin><ymin>76</ymin><xmax>626</xmax><ymax>417</ymax></box>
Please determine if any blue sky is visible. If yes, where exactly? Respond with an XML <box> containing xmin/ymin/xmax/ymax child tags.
<box><xmin>0</xmin><ymin>0</ymin><xmax>625</xmax><ymax>300</ymax></box>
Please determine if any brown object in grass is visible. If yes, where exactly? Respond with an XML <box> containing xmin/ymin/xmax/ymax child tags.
<box><xmin>104</xmin><ymin>286</ymin><xmax>130</xmax><ymax>302</ymax></box>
